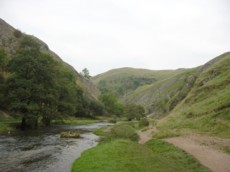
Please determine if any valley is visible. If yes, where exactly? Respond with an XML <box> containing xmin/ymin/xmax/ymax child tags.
<box><xmin>0</xmin><ymin>18</ymin><xmax>230</xmax><ymax>172</ymax></box>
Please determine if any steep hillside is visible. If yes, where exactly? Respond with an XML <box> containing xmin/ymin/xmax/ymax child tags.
<box><xmin>93</xmin><ymin>67</ymin><xmax>187</xmax><ymax>96</ymax></box>
<box><xmin>158</xmin><ymin>52</ymin><xmax>230</xmax><ymax>137</ymax></box>
<box><xmin>0</xmin><ymin>18</ymin><xmax>99</xmax><ymax>99</ymax></box>
<box><xmin>0</xmin><ymin>19</ymin><xmax>103</xmax><ymax>128</ymax></box>
<box><xmin>92</xmin><ymin>67</ymin><xmax>199</xmax><ymax>115</ymax></box>
<box><xmin>123</xmin><ymin>67</ymin><xmax>199</xmax><ymax>115</ymax></box>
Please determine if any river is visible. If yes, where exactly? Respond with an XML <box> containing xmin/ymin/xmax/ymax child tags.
<box><xmin>0</xmin><ymin>122</ymin><xmax>109</xmax><ymax>172</ymax></box>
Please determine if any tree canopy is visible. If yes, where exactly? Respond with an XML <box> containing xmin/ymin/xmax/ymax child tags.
<box><xmin>3</xmin><ymin>36</ymin><xmax>104</xmax><ymax>129</ymax></box>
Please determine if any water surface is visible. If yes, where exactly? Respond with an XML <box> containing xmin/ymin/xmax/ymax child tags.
<box><xmin>0</xmin><ymin>122</ymin><xmax>109</xmax><ymax>172</ymax></box>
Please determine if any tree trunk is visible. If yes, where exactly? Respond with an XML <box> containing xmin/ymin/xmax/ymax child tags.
<box><xmin>43</xmin><ymin>116</ymin><xmax>51</xmax><ymax>127</ymax></box>
<box><xmin>21</xmin><ymin>117</ymin><xmax>26</xmax><ymax>130</ymax></box>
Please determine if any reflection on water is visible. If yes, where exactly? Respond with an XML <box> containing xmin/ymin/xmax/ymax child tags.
<box><xmin>0</xmin><ymin>122</ymin><xmax>109</xmax><ymax>172</ymax></box>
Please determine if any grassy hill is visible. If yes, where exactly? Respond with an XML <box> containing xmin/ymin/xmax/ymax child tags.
<box><xmin>157</xmin><ymin>52</ymin><xmax>230</xmax><ymax>137</ymax></box>
<box><xmin>92</xmin><ymin>52</ymin><xmax>230</xmax><ymax>133</ymax></box>
<box><xmin>92</xmin><ymin>67</ymin><xmax>199</xmax><ymax>116</ymax></box>
<box><xmin>122</xmin><ymin>67</ymin><xmax>199</xmax><ymax>115</ymax></box>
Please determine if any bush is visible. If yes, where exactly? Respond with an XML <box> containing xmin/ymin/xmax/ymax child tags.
<box><xmin>14</xmin><ymin>29</ymin><xmax>22</xmax><ymax>38</ymax></box>
<box><xmin>108</xmin><ymin>118</ymin><xmax>117</xmax><ymax>123</ymax></box>
<box><xmin>110</xmin><ymin>125</ymin><xmax>139</xmax><ymax>141</ymax></box>
<box><xmin>139</xmin><ymin>118</ymin><xmax>149</xmax><ymax>127</ymax></box>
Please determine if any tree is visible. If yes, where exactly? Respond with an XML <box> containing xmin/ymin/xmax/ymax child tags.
<box><xmin>0</xmin><ymin>48</ymin><xmax>8</xmax><ymax>73</ymax></box>
<box><xmin>99</xmin><ymin>93</ymin><xmax>124</xmax><ymax>116</ymax></box>
<box><xmin>6</xmin><ymin>36</ymin><xmax>59</xmax><ymax>128</ymax></box>
<box><xmin>124</xmin><ymin>104</ymin><xmax>145</xmax><ymax>121</ymax></box>
<box><xmin>81</xmin><ymin>68</ymin><xmax>91</xmax><ymax>79</ymax></box>
<box><xmin>0</xmin><ymin>48</ymin><xmax>8</xmax><ymax>109</ymax></box>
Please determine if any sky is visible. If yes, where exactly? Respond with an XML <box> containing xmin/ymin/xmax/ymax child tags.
<box><xmin>0</xmin><ymin>0</ymin><xmax>229</xmax><ymax>76</ymax></box>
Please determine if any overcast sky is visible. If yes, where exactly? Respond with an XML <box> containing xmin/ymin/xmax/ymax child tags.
<box><xmin>0</xmin><ymin>0</ymin><xmax>229</xmax><ymax>75</ymax></box>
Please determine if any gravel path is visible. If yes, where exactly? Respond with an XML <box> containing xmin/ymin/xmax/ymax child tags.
<box><xmin>164</xmin><ymin>135</ymin><xmax>230</xmax><ymax>172</ymax></box>
<box><xmin>138</xmin><ymin>127</ymin><xmax>156</xmax><ymax>144</ymax></box>
<box><xmin>138</xmin><ymin>128</ymin><xmax>230</xmax><ymax>172</ymax></box>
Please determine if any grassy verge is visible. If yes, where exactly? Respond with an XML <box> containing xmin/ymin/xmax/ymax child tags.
<box><xmin>0</xmin><ymin>115</ymin><xmax>20</xmax><ymax>132</ymax></box>
<box><xmin>52</xmin><ymin>117</ymin><xmax>99</xmax><ymax>125</ymax></box>
<box><xmin>224</xmin><ymin>146</ymin><xmax>230</xmax><ymax>154</ymax></box>
<box><xmin>93</xmin><ymin>126</ymin><xmax>108</xmax><ymax>136</ymax></box>
<box><xmin>0</xmin><ymin>123</ymin><xmax>15</xmax><ymax>132</ymax></box>
<box><xmin>72</xmin><ymin>139</ymin><xmax>210</xmax><ymax>172</ymax></box>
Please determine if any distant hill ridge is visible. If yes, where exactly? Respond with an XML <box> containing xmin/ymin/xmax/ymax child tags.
<box><xmin>92</xmin><ymin>52</ymin><xmax>230</xmax><ymax>117</ymax></box>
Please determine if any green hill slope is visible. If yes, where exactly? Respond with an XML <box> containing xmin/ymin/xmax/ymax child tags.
<box><xmin>123</xmin><ymin>67</ymin><xmax>199</xmax><ymax>115</ymax></box>
<box><xmin>0</xmin><ymin>18</ymin><xmax>99</xmax><ymax>99</ymax></box>
<box><xmin>158</xmin><ymin>52</ymin><xmax>230</xmax><ymax>137</ymax></box>
<box><xmin>92</xmin><ymin>67</ymin><xmax>199</xmax><ymax>116</ymax></box>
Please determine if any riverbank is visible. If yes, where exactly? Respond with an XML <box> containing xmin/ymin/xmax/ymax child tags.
<box><xmin>0</xmin><ymin>115</ymin><xmax>101</xmax><ymax>132</ymax></box>
<box><xmin>72</xmin><ymin>139</ymin><xmax>209</xmax><ymax>172</ymax></box>
<box><xmin>72</xmin><ymin>122</ymin><xmax>210</xmax><ymax>172</ymax></box>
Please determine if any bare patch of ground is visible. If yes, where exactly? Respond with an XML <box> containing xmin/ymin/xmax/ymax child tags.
<box><xmin>138</xmin><ymin>127</ymin><xmax>156</xmax><ymax>144</ymax></box>
<box><xmin>164</xmin><ymin>134</ymin><xmax>230</xmax><ymax>172</ymax></box>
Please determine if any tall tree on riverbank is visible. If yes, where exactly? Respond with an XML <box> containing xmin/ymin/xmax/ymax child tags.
<box><xmin>6</xmin><ymin>36</ymin><xmax>59</xmax><ymax>128</ymax></box>
<box><xmin>0</xmin><ymin>48</ymin><xmax>8</xmax><ymax>109</ymax></box>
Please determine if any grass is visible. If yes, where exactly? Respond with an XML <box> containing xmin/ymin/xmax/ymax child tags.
<box><xmin>0</xmin><ymin>114</ymin><xmax>20</xmax><ymax>132</ymax></box>
<box><xmin>157</xmin><ymin>53</ymin><xmax>230</xmax><ymax>137</ymax></box>
<box><xmin>52</xmin><ymin>117</ymin><xmax>99</xmax><ymax>125</ymax></box>
<box><xmin>224</xmin><ymin>146</ymin><xmax>230</xmax><ymax>154</ymax></box>
<box><xmin>0</xmin><ymin>114</ymin><xmax>100</xmax><ymax>132</ymax></box>
<box><xmin>94</xmin><ymin>123</ymin><xmax>139</xmax><ymax>142</ymax></box>
<box><xmin>110</xmin><ymin>125</ymin><xmax>139</xmax><ymax>141</ymax></box>
<box><xmin>72</xmin><ymin>139</ymin><xmax>210</xmax><ymax>172</ymax></box>
<box><xmin>93</xmin><ymin>126</ymin><xmax>108</xmax><ymax>136</ymax></box>
<box><xmin>0</xmin><ymin>123</ymin><xmax>15</xmax><ymax>132</ymax></box>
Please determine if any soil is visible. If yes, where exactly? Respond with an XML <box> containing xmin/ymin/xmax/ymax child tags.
<box><xmin>164</xmin><ymin>134</ymin><xmax>230</xmax><ymax>172</ymax></box>
<box><xmin>138</xmin><ymin>129</ymin><xmax>230</xmax><ymax>172</ymax></box>
<box><xmin>138</xmin><ymin>127</ymin><xmax>156</xmax><ymax>144</ymax></box>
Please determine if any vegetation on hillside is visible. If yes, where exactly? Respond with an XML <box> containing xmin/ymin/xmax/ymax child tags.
<box><xmin>157</xmin><ymin>52</ymin><xmax>230</xmax><ymax>137</ymax></box>
<box><xmin>92</xmin><ymin>67</ymin><xmax>199</xmax><ymax>116</ymax></box>
<box><xmin>0</xmin><ymin>35</ymin><xmax>104</xmax><ymax>129</ymax></box>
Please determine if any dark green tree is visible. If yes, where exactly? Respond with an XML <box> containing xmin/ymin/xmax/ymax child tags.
<box><xmin>81</xmin><ymin>68</ymin><xmax>91</xmax><ymax>79</ymax></box>
<box><xmin>6</xmin><ymin>36</ymin><xmax>59</xmax><ymax>128</ymax></box>
<box><xmin>99</xmin><ymin>93</ymin><xmax>124</xmax><ymax>116</ymax></box>
<box><xmin>0</xmin><ymin>48</ymin><xmax>8</xmax><ymax>109</ymax></box>
<box><xmin>124</xmin><ymin>104</ymin><xmax>145</xmax><ymax>121</ymax></box>
<box><xmin>0</xmin><ymin>48</ymin><xmax>8</xmax><ymax>73</ymax></box>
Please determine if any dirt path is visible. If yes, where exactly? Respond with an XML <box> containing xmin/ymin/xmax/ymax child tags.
<box><xmin>164</xmin><ymin>134</ymin><xmax>230</xmax><ymax>172</ymax></box>
<box><xmin>138</xmin><ymin>127</ymin><xmax>156</xmax><ymax>144</ymax></box>
<box><xmin>138</xmin><ymin>128</ymin><xmax>230</xmax><ymax>172</ymax></box>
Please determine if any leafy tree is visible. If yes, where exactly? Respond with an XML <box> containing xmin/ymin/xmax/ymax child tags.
<box><xmin>4</xmin><ymin>35</ymin><xmax>105</xmax><ymax>129</ymax></box>
<box><xmin>0</xmin><ymin>48</ymin><xmax>8</xmax><ymax>73</ymax></box>
<box><xmin>124</xmin><ymin>104</ymin><xmax>145</xmax><ymax>121</ymax></box>
<box><xmin>99</xmin><ymin>93</ymin><xmax>124</xmax><ymax>116</ymax></box>
<box><xmin>6</xmin><ymin>36</ymin><xmax>59</xmax><ymax>128</ymax></box>
<box><xmin>0</xmin><ymin>48</ymin><xmax>8</xmax><ymax>109</ymax></box>
<box><xmin>81</xmin><ymin>68</ymin><xmax>91</xmax><ymax>79</ymax></box>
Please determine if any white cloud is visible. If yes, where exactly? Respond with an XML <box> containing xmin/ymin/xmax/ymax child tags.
<box><xmin>0</xmin><ymin>0</ymin><xmax>229</xmax><ymax>75</ymax></box>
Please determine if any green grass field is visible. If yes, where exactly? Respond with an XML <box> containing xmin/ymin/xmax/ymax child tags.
<box><xmin>72</xmin><ymin>139</ymin><xmax>210</xmax><ymax>172</ymax></box>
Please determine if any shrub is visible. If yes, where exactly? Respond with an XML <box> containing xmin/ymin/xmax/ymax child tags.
<box><xmin>110</xmin><ymin>125</ymin><xmax>139</xmax><ymax>141</ymax></box>
<box><xmin>139</xmin><ymin>118</ymin><xmax>149</xmax><ymax>127</ymax></box>
<box><xmin>108</xmin><ymin>118</ymin><xmax>117</xmax><ymax>123</ymax></box>
<box><xmin>14</xmin><ymin>29</ymin><xmax>22</xmax><ymax>38</ymax></box>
